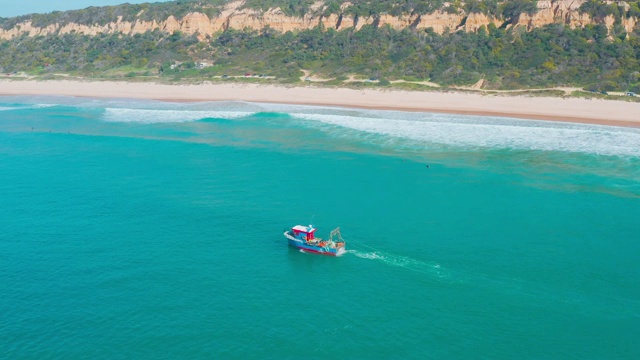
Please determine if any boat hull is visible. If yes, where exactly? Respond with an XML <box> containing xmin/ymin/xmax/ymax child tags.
<box><xmin>284</xmin><ymin>232</ymin><xmax>345</xmax><ymax>256</ymax></box>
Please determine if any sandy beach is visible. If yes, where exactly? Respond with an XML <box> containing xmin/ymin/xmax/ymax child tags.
<box><xmin>1</xmin><ymin>79</ymin><xmax>639</xmax><ymax>127</ymax></box>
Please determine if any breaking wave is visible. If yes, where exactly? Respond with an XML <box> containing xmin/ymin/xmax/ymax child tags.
<box><xmin>103</xmin><ymin>108</ymin><xmax>255</xmax><ymax>123</ymax></box>
<box><xmin>293</xmin><ymin>113</ymin><xmax>640</xmax><ymax>157</ymax></box>
<box><xmin>0</xmin><ymin>104</ymin><xmax>54</xmax><ymax>111</ymax></box>
<box><xmin>4</xmin><ymin>96</ymin><xmax>639</xmax><ymax>157</ymax></box>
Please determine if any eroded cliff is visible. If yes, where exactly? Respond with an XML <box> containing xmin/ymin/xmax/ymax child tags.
<box><xmin>0</xmin><ymin>0</ymin><xmax>637</xmax><ymax>40</ymax></box>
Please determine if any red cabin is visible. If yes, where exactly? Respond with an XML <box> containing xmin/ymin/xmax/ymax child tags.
<box><xmin>291</xmin><ymin>225</ymin><xmax>315</xmax><ymax>241</ymax></box>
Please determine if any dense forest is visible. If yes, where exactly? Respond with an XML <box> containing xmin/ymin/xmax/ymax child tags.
<box><xmin>0</xmin><ymin>0</ymin><xmax>639</xmax><ymax>92</ymax></box>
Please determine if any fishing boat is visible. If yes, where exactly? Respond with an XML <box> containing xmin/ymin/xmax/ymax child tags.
<box><xmin>284</xmin><ymin>225</ymin><xmax>346</xmax><ymax>256</ymax></box>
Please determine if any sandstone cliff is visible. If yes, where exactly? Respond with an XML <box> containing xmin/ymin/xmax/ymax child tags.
<box><xmin>0</xmin><ymin>0</ymin><xmax>637</xmax><ymax>40</ymax></box>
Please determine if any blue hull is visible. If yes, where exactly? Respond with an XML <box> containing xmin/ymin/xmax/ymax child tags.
<box><xmin>285</xmin><ymin>232</ymin><xmax>345</xmax><ymax>256</ymax></box>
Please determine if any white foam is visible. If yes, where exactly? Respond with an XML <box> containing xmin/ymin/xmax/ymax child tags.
<box><xmin>103</xmin><ymin>108</ymin><xmax>255</xmax><ymax>123</ymax></box>
<box><xmin>294</xmin><ymin>113</ymin><xmax>640</xmax><ymax>157</ymax></box>
<box><xmin>349</xmin><ymin>250</ymin><xmax>449</xmax><ymax>278</ymax></box>
<box><xmin>0</xmin><ymin>104</ymin><xmax>55</xmax><ymax>111</ymax></box>
<box><xmin>350</xmin><ymin>250</ymin><xmax>386</xmax><ymax>260</ymax></box>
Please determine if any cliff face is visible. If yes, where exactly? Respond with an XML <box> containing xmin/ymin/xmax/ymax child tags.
<box><xmin>514</xmin><ymin>0</ymin><xmax>637</xmax><ymax>31</ymax></box>
<box><xmin>0</xmin><ymin>0</ymin><xmax>637</xmax><ymax>40</ymax></box>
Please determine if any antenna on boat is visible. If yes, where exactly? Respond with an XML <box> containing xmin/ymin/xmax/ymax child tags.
<box><xmin>329</xmin><ymin>227</ymin><xmax>343</xmax><ymax>243</ymax></box>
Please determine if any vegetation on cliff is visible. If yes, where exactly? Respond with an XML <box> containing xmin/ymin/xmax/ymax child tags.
<box><xmin>0</xmin><ymin>0</ymin><xmax>519</xmax><ymax>27</ymax></box>
<box><xmin>0</xmin><ymin>1</ymin><xmax>639</xmax><ymax>92</ymax></box>
<box><xmin>1</xmin><ymin>21</ymin><xmax>639</xmax><ymax>92</ymax></box>
<box><xmin>0</xmin><ymin>1</ymin><xmax>229</xmax><ymax>29</ymax></box>
<box><xmin>3</xmin><ymin>0</ymin><xmax>640</xmax><ymax>30</ymax></box>
<box><xmin>579</xmin><ymin>0</ymin><xmax>640</xmax><ymax>20</ymax></box>
<box><xmin>4</xmin><ymin>0</ymin><xmax>640</xmax><ymax>29</ymax></box>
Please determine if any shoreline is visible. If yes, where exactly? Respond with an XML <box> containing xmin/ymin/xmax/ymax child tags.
<box><xmin>1</xmin><ymin>79</ymin><xmax>639</xmax><ymax>128</ymax></box>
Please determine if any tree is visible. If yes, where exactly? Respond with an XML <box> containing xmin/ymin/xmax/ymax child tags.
<box><xmin>501</xmin><ymin>0</ymin><xmax>538</xmax><ymax>22</ymax></box>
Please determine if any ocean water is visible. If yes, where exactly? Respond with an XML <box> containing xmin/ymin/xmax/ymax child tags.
<box><xmin>1</xmin><ymin>96</ymin><xmax>639</xmax><ymax>359</ymax></box>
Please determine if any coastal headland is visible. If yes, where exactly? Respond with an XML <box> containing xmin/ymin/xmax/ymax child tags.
<box><xmin>1</xmin><ymin>79</ymin><xmax>639</xmax><ymax>127</ymax></box>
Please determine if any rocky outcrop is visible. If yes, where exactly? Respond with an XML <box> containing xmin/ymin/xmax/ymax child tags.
<box><xmin>514</xmin><ymin>0</ymin><xmax>603</xmax><ymax>30</ymax></box>
<box><xmin>0</xmin><ymin>0</ymin><xmax>637</xmax><ymax>40</ymax></box>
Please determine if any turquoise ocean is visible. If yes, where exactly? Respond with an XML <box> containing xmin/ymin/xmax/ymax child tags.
<box><xmin>1</xmin><ymin>96</ymin><xmax>639</xmax><ymax>359</ymax></box>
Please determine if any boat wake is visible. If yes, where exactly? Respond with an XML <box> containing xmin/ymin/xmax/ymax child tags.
<box><xmin>298</xmin><ymin>248</ymin><xmax>347</xmax><ymax>257</ymax></box>
<box><xmin>348</xmin><ymin>249</ymin><xmax>639</xmax><ymax>317</ymax></box>
<box><xmin>347</xmin><ymin>250</ymin><xmax>449</xmax><ymax>279</ymax></box>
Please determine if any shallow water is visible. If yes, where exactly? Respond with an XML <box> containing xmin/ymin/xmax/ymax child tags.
<box><xmin>1</xmin><ymin>96</ymin><xmax>639</xmax><ymax>358</ymax></box>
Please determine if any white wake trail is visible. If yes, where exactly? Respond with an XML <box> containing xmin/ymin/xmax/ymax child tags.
<box><xmin>347</xmin><ymin>249</ymin><xmax>449</xmax><ymax>278</ymax></box>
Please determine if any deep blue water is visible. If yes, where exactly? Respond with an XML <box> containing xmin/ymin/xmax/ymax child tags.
<box><xmin>1</xmin><ymin>96</ymin><xmax>639</xmax><ymax>359</ymax></box>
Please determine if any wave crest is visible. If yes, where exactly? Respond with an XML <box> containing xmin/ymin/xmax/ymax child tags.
<box><xmin>103</xmin><ymin>108</ymin><xmax>255</xmax><ymax>123</ymax></box>
<box><xmin>294</xmin><ymin>113</ymin><xmax>640</xmax><ymax>157</ymax></box>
